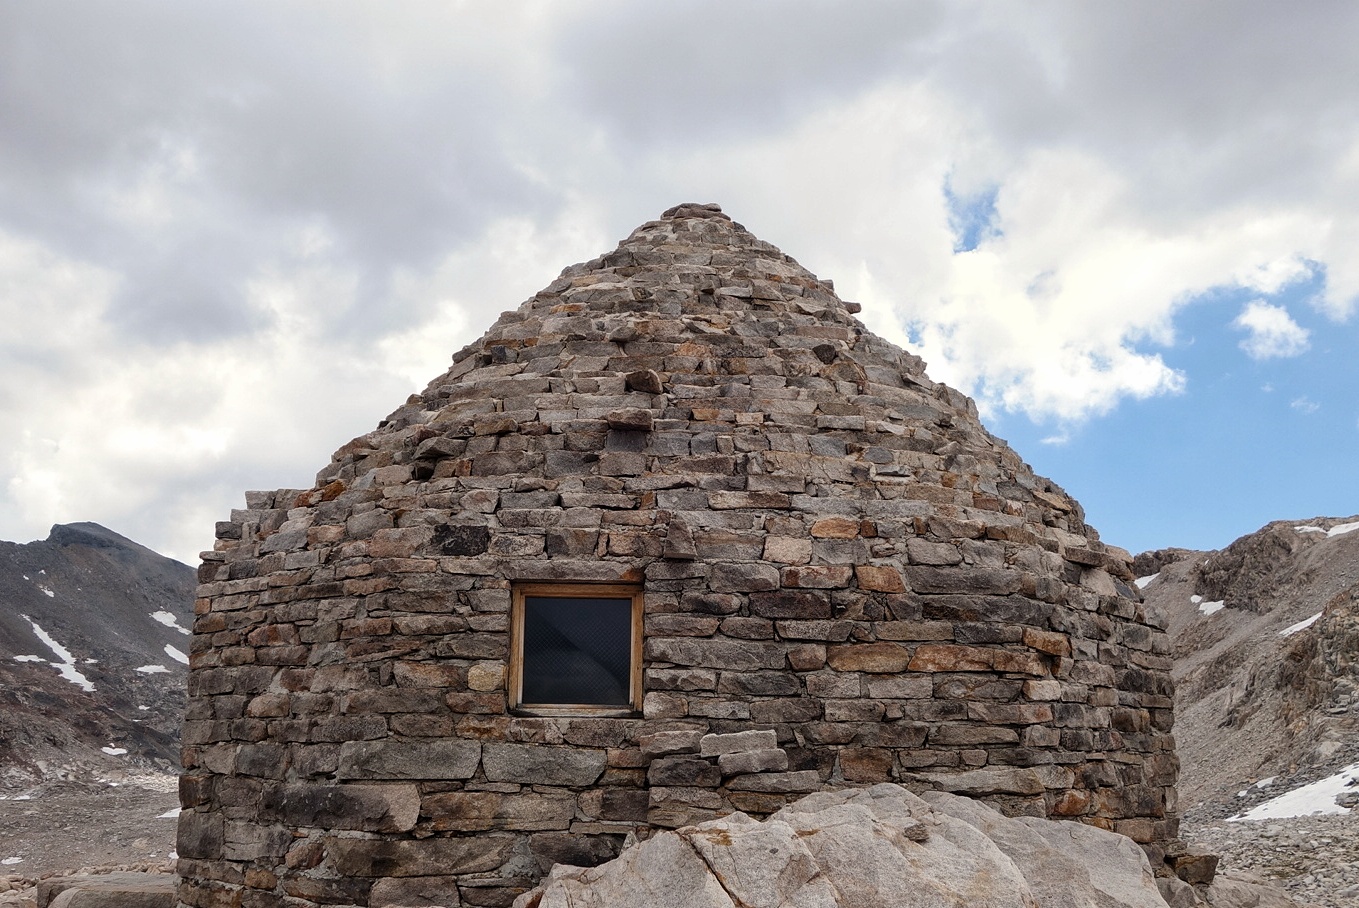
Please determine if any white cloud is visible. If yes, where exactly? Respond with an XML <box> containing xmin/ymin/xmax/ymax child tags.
<box><xmin>1291</xmin><ymin>396</ymin><xmax>1320</xmax><ymax>414</ymax></box>
<box><xmin>1233</xmin><ymin>301</ymin><xmax>1311</xmax><ymax>359</ymax></box>
<box><xmin>3</xmin><ymin>4</ymin><xmax>1359</xmax><ymax>560</ymax></box>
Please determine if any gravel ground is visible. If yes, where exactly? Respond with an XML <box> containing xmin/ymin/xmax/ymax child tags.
<box><xmin>1184</xmin><ymin>812</ymin><xmax>1359</xmax><ymax>908</ymax></box>
<box><xmin>0</xmin><ymin>775</ymin><xmax>179</xmax><ymax>879</ymax></box>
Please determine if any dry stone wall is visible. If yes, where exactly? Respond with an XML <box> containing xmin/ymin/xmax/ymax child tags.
<box><xmin>179</xmin><ymin>203</ymin><xmax>1179</xmax><ymax>908</ymax></box>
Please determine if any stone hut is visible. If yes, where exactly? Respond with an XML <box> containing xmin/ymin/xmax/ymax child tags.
<box><xmin>178</xmin><ymin>203</ymin><xmax>1179</xmax><ymax>908</ymax></box>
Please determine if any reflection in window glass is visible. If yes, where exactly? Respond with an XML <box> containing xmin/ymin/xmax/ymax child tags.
<box><xmin>521</xmin><ymin>596</ymin><xmax>633</xmax><ymax>706</ymax></box>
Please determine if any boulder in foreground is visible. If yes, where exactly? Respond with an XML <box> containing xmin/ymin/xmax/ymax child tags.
<box><xmin>515</xmin><ymin>783</ymin><xmax>1163</xmax><ymax>908</ymax></box>
<box><xmin>513</xmin><ymin>784</ymin><xmax>1299</xmax><ymax>908</ymax></box>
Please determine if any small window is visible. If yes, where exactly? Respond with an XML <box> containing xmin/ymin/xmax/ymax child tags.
<box><xmin>509</xmin><ymin>583</ymin><xmax>643</xmax><ymax>716</ymax></box>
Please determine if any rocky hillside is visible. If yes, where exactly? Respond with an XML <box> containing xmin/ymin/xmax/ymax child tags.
<box><xmin>0</xmin><ymin>523</ymin><xmax>195</xmax><ymax>788</ymax></box>
<box><xmin>1136</xmin><ymin>516</ymin><xmax>1359</xmax><ymax>817</ymax></box>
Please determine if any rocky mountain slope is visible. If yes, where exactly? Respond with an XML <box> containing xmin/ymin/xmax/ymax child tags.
<box><xmin>1138</xmin><ymin>516</ymin><xmax>1359</xmax><ymax>907</ymax></box>
<box><xmin>0</xmin><ymin>523</ymin><xmax>195</xmax><ymax>788</ymax></box>
<box><xmin>1136</xmin><ymin>515</ymin><xmax>1359</xmax><ymax>816</ymax></box>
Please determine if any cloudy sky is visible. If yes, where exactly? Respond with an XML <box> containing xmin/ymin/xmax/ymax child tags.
<box><xmin>3</xmin><ymin>2</ymin><xmax>1357</xmax><ymax>565</ymax></box>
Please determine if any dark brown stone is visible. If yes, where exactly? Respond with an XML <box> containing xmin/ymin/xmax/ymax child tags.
<box><xmin>904</xmin><ymin>566</ymin><xmax>1023</xmax><ymax>595</ymax></box>
<box><xmin>749</xmin><ymin>590</ymin><xmax>832</xmax><ymax>620</ymax></box>
<box><xmin>421</xmin><ymin>791</ymin><xmax>575</xmax><ymax>832</ymax></box>
<box><xmin>369</xmin><ymin>875</ymin><xmax>463</xmax><ymax>908</ymax></box>
<box><xmin>596</xmin><ymin>788</ymin><xmax>649</xmax><ymax>822</ymax></box>
<box><xmin>259</xmin><ymin>783</ymin><xmax>420</xmax><ymax>833</ymax></box>
<box><xmin>624</xmin><ymin>369</ymin><xmax>664</xmax><ymax>394</ymax></box>
<box><xmin>647</xmin><ymin>757</ymin><xmax>722</xmax><ymax>787</ymax></box>
<box><xmin>606</xmin><ymin>408</ymin><xmax>654</xmax><ymax>431</ymax></box>
<box><xmin>176</xmin><ymin>812</ymin><xmax>224</xmax><ymax>861</ymax></box>
<box><xmin>1172</xmin><ymin>852</ymin><xmax>1219</xmax><ymax>885</ymax></box>
<box><xmin>481</xmin><ymin>744</ymin><xmax>607</xmax><ymax>786</ymax></box>
<box><xmin>325</xmin><ymin>835</ymin><xmax>514</xmax><ymax>877</ymax></box>
<box><xmin>840</xmin><ymin>747</ymin><xmax>894</xmax><ymax>782</ymax></box>
<box><xmin>545</xmin><ymin>528</ymin><xmax>601</xmax><ymax>556</ymax></box>
<box><xmin>338</xmin><ymin>741</ymin><xmax>481</xmax><ymax>781</ymax></box>
<box><xmin>432</xmin><ymin>524</ymin><xmax>491</xmax><ymax>556</ymax></box>
<box><xmin>717</xmin><ymin>671</ymin><xmax>801</xmax><ymax>697</ymax></box>
<box><xmin>709</xmin><ymin>562</ymin><xmax>780</xmax><ymax>592</ymax></box>
<box><xmin>529</xmin><ymin>833</ymin><xmax>625</xmax><ymax>873</ymax></box>
<box><xmin>781</xmin><ymin>566</ymin><xmax>854</xmax><ymax>589</ymax></box>
<box><xmin>827</xmin><ymin>642</ymin><xmax>910</xmax><ymax>673</ymax></box>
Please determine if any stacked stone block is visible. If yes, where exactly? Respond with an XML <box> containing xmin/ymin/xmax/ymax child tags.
<box><xmin>179</xmin><ymin>203</ymin><xmax>1178</xmax><ymax>908</ymax></box>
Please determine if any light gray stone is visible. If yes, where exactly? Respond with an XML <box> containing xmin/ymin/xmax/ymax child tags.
<box><xmin>699</xmin><ymin>729</ymin><xmax>777</xmax><ymax>756</ymax></box>
<box><xmin>638</xmin><ymin>730</ymin><xmax>705</xmax><ymax>756</ymax></box>
<box><xmin>718</xmin><ymin>748</ymin><xmax>788</xmax><ymax>776</ymax></box>
<box><xmin>724</xmin><ymin>771</ymin><xmax>821</xmax><ymax>793</ymax></box>
<box><xmin>912</xmin><ymin>767</ymin><xmax>1046</xmax><ymax>796</ymax></box>
<box><xmin>338</xmin><ymin>741</ymin><xmax>482</xmax><ymax>781</ymax></box>
<box><xmin>482</xmin><ymin>743</ymin><xmax>607</xmax><ymax>786</ymax></box>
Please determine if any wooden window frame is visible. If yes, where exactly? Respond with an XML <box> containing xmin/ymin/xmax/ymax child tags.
<box><xmin>508</xmin><ymin>582</ymin><xmax>644</xmax><ymax>717</ymax></box>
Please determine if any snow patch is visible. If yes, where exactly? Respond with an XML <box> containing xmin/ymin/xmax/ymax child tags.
<box><xmin>1297</xmin><ymin>525</ymin><xmax>1325</xmax><ymax>534</ymax></box>
<box><xmin>39</xmin><ymin>586</ymin><xmax>54</xmax><ymax>597</ymax></box>
<box><xmin>1190</xmin><ymin>595</ymin><xmax>1203</xmax><ymax>604</ymax></box>
<box><xmin>1134</xmin><ymin>573</ymin><xmax>1159</xmax><ymax>589</ymax></box>
<box><xmin>1</xmin><ymin>858</ymin><xmax>22</xmax><ymax>865</ymax></box>
<box><xmin>1230</xmin><ymin>762</ymin><xmax>1359</xmax><ymax>821</ymax></box>
<box><xmin>164</xmin><ymin>645</ymin><xmax>189</xmax><ymax>665</ymax></box>
<box><xmin>135</xmin><ymin>664</ymin><xmax>171</xmax><ymax>674</ymax></box>
<box><xmin>22</xmin><ymin>616</ymin><xmax>95</xmax><ymax>692</ymax></box>
<box><xmin>1327</xmin><ymin>521</ymin><xmax>1359</xmax><ymax>538</ymax></box>
<box><xmin>150</xmin><ymin>610</ymin><xmax>191</xmax><ymax>635</ymax></box>
<box><xmin>158</xmin><ymin>807</ymin><xmax>181</xmax><ymax>819</ymax></box>
<box><xmin>12</xmin><ymin>655</ymin><xmax>44</xmax><ymax>663</ymax></box>
<box><xmin>1281</xmin><ymin>612</ymin><xmax>1323</xmax><ymax>636</ymax></box>
<box><xmin>101</xmin><ymin>746</ymin><xmax>127</xmax><ymax>756</ymax></box>
<box><xmin>53</xmin><ymin>662</ymin><xmax>96</xmax><ymax>691</ymax></box>
<box><xmin>1198</xmin><ymin>600</ymin><xmax>1225</xmax><ymax>616</ymax></box>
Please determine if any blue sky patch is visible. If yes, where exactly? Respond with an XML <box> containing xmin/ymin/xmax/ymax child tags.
<box><xmin>943</xmin><ymin>179</ymin><xmax>1001</xmax><ymax>253</ymax></box>
<box><xmin>991</xmin><ymin>278</ymin><xmax>1359</xmax><ymax>555</ymax></box>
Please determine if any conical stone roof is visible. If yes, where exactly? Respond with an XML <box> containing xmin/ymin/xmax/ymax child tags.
<box><xmin>339</xmin><ymin>200</ymin><xmax>1113</xmax><ymax>573</ymax></box>
<box><xmin>184</xmin><ymin>203</ymin><xmax>1180</xmax><ymax>908</ymax></box>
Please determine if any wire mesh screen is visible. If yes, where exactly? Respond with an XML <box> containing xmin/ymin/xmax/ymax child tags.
<box><xmin>521</xmin><ymin>595</ymin><xmax>633</xmax><ymax>706</ymax></box>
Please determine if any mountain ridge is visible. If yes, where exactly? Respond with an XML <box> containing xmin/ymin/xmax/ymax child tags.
<box><xmin>0</xmin><ymin>522</ymin><xmax>195</xmax><ymax>787</ymax></box>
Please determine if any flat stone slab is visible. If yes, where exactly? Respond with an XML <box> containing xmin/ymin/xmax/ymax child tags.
<box><xmin>39</xmin><ymin>874</ymin><xmax>175</xmax><ymax>908</ymax></box>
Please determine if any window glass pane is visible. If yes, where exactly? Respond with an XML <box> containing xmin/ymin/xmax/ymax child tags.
<box><xmin>522</xmin><ymin>596</ymin><xmax>633</xmax><ymax>706</ymax></box>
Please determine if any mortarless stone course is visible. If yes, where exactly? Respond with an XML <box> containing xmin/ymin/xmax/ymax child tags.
<box><xmin>179</xmin><ymin>202</ymin><xmax>1182</xmax><ymax>908</ymax></box>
